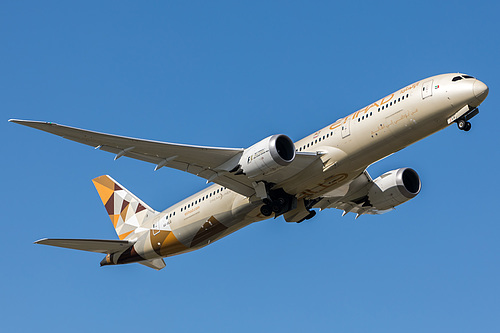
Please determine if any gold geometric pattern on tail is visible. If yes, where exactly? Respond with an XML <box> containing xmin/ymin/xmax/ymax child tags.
<box><xmin>92</xmin><ymin>175</ymin><xmax>156</xmax><ymax>240</ymax></box>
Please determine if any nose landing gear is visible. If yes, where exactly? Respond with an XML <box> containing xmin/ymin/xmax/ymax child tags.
<box><xmin>457</xmin><ymin>119</ymin><xmax>472</xmax><ymax>132</ymax></box>
<box><xmin>455</xmin><ymin>107</ymin><xmax>479</xmax><ymax>132</ymax></box>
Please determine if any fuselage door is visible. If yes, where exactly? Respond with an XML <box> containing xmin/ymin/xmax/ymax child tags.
<box><xmin>152</xmin><ymin>217</ymin><xmax>161</xmax><ymax>235</ymax></box>
<box><xmin>341</xmin><ymin>117</ymin><xmax>351</xmax><ymax>138</ymax></box>
<box><xmin>422</xmin><ymin>80</ymin><xmax>433</xmax><ymax>99</ymax></box>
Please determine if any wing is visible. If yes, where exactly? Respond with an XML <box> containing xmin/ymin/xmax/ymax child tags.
<box><xmin>34</xmin><ymin>238</ymin><xmax>133</xmax><ymax>254</ymax></box>
<box><xmin>313</xmin><ymin>171</ymin><xmax>392</xmax><ymax>218</ymax></box>
<box><xmin>10</xmin><ymin>119</ymin><xmax>320</xmax><ymax>197</ymax></box>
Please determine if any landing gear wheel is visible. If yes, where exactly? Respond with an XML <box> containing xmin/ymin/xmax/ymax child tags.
<box><xmin>457</xmin><ymin>119</ymin><xmax>467</xmax><ymax>130</ymax></box>
<box><xmin>464</xmin><ymin>122</ymin><xmax>472</xmax><ymax>131</ymax></box>
<box><xmin>271</xmin><ymin>203</ymin><xmax>282</xmax><ymax>213</ymax></box>
<box><xmin>260</xmin><ymin>205</ymin><xmax>273</xmax><ymax>216</ymax></box>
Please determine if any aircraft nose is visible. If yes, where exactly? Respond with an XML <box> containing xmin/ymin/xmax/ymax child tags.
<box><xmin>473</xmin><ymin>79</ymin><xmax>489</xmax><ymax>103</ymax></box>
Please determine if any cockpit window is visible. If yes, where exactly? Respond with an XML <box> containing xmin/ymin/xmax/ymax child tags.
<box><xmin>463</xmin><ymin>75</ymin><xmax>475</xmax><ymax>79</ymax></box>
<box><xmin>452</xmin><ymin>76</ymin><xmax>462</xmax><ymax>81</ymax></box>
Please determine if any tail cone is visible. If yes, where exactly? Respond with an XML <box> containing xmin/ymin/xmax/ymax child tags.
<box><xmin>100</xmin><ymin>254</ymin><xmax>113</xmax><ymax>267</ymax></box>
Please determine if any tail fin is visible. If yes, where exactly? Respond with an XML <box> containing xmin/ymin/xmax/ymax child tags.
<box><xmin>92</xmin><ymin>175</ymin><xmax>157</xmax><ymax>240</ymax></box>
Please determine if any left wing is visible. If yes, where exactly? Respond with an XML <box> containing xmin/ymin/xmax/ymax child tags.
<box><xmin>314</xmin><ymin>171</ymin><xmax>391</xmax><ymax>218</ymax></box>
<box><xmin>10</xmin><ymin>119</ymin><xmax>320</xmax><ymax>197</ymax></box>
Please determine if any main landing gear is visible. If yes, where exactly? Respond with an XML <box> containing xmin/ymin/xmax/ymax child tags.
<box><xmin>259</xmin><ymin>188</ymin><xmax>295</xmax><ymax>217</ymax></box>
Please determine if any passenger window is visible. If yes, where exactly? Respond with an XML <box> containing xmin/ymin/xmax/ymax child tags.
<box><xmin>452</xmin><ymin>76</ymin><xmax>462</xmax><ymax>81</ymax></box>
<box><xmin>463</xmin><ymin>75</ymin><xmax>475</xmax><ymax>79</ymax></box>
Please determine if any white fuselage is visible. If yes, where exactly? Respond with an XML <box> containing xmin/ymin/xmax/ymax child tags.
<box><xmin>132</xmin><ymin>73</ymin><xmax>488</xmax><ymax>261</ymax></box>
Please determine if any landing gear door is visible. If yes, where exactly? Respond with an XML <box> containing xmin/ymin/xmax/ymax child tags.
<box><xmin>341</xmin><ymin>118</ymin><xmax>351</xmax><ymax>138</ymax></box>
<box><xmin>422</xmin><ymin>80</ymin><xmax>433</xmax><ymax>99</ymax></box>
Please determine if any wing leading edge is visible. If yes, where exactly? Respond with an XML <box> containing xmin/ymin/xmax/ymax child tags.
<box><xmin>10</xmin><ymin>119</ymin><xmax>321</xmax><ymax>197</ymax></box>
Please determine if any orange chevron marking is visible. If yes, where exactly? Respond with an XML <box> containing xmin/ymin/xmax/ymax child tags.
<box><xmin>119</xmin><ymin>230</ymin><xmax>134</xmax><ymax>240</ymax></box>
<box><xmin>110</xmin><ymin>214</ymin><xmax>120</xmax><ymax>228</ymax></box>
<box><xmin>160</xmin><ymin>232</ymin><xmax>189</xmax><ymax>256</ymax></box>
<box><xmin>92</xmin><ymin>176</ymin><xmax>114</xmax><ymax>205</ymax></box>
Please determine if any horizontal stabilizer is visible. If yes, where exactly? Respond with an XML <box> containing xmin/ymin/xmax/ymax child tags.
<box><xmin>34</xmin><ymin>238</ymin><xmax>133</xmax><ymax>254</ymax></box>
<box><xmin>139</xmin><ymin>258</ymin><xmax>166</xmax><ymax>270</ymax></box>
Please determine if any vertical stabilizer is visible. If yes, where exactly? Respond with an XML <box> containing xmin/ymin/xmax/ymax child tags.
<box><xmin>92</xmin><ymin>175</ymin><xmax>157</xmax><ymax>240</ymax></box>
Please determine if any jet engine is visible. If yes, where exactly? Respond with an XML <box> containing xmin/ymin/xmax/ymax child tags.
<box><xmin>368</xmin><ymin>168</ymin><xmax>421</xmax><ymax>211</ymax></box>
<box><xmin>238</xmin><ymin>134</ymin><xmax>295</xmax><ymax>178</ymax></box>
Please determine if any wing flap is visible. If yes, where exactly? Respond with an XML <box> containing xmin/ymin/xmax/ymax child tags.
<box><xmin>314</xmin><ymin>171</ymin><xmax>392</xmax><ymax>217</ymax></box>
<box><xmin>34</xmin><ymin>238</ymin><xmax>133</xmax><ymax>254</ymax></box>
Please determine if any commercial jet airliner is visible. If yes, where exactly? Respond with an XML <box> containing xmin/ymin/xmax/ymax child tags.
<box><xmin>10</xmin><ymin>73</ymin><xmax>489</xmax><ymax>270</ymax></box>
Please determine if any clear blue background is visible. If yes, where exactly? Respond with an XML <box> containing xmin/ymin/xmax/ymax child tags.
<box><xmin>2</xmin><ymin>1</ymin><xmax>499</xmax><ymax>332</ymax></box>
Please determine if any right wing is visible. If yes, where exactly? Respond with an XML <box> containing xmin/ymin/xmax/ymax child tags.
<box><xmin>34</xmin><ymin>238</ymin><xmax>133</xmax><ymax>254</ymax></box>
<box><xmin>10</xmin><ymin>119</ymin><xmax>321</xmax><ymax>197</ymax></box>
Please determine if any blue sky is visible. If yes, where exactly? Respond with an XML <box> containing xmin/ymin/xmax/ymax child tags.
<box><xmin>2</xmin><ymin>1</ymin><xmax>499</xmax><ymax>332</ymax></box>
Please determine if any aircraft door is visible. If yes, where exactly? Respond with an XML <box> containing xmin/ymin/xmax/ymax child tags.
<box><xmin>341</xmin><ymin>117</ymin><xmax>351</xmax><ymax>138</ymax></box>
<box><xmin>152</xmin><ymin>217</ymin><xmax>161</xmax><ymax>235</ymax></box>
<box><xmin>422</xmin><ymin>80</ymin><xmax>433</xmax><ymax>99</ymax></box>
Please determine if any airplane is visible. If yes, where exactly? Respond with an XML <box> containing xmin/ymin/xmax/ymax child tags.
<box><xmin>10</xmin><ymin>73</ymin><xmax>489</xmax><ymax>270</ymax></box>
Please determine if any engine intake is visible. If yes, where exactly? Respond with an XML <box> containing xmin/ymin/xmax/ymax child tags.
<box><xmin>368</xmin><ymin>168</ymin><xmax>421</xmax><ymax>211</ymax></box>
<box><xmin>239</xmin><ymin>134</ymin><xmax>295</xmax><ymax>178</ymax></box>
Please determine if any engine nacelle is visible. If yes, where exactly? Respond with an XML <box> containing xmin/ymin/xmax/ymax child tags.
<box><xmin>239</xmin><ymin>134</ymin><xmax>295</xmax><ymax>178</ymax></box>
<box><xmin>368</xmin><ymin>168</ymin><xmax>421</xmax><ymax>211</ymax></box>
